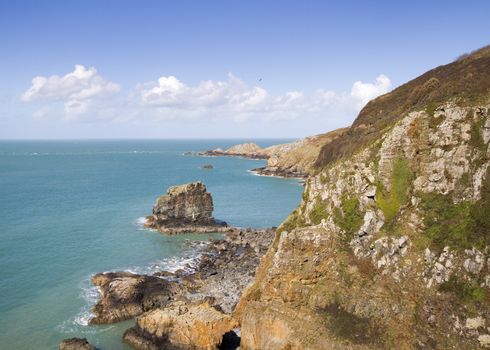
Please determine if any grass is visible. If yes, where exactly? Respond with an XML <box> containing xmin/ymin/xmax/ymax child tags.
<box><xmin>469</xmin><ymin>113</ymin><xmax>486</xmax><ymax>151</ymax></box>
<box><xmin>322</xmin><ymin>303</ymin><xmax>382</xmax><ymax>346</ymax></box>
<box><xmin>439</xmin><ymin>275</ymin><xmax>487</xmax><ymax>304</ymax></box>
<box><xmin>315</xmin><ymin>45</ymin><xmax>490</xmax><ymax>169</ymax></box>
<box><xmin>333</xmin><ymin>195</ymin><xmax>363</xmax><ymax>244</ymax></box>
<box><xmin>277</xmin><ymin>207</ymin><xmax>305</xmax><ymax>234</ymax></box>
<box><xmin>309</xmin><ymin>197</ymin><xmax>329</xmax><ymax>225</ymax></box>
<box><xmin>376</xmin><ymin>157</ymin><xmax>413</xmax><ymax>225</ymax></box>
<box><xmin>419</xmin><ymin>168</ymin><xmax>490</xmax><ymax>251</ymax></box>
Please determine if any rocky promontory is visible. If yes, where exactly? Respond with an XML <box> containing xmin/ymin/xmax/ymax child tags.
<box><xmin>201</xmin><ymin>128</ymin><xmax>348</xmax><ymax>178</ymax></box>
<box><xmin>144</xmin><ymin>182</ymin><xmax>230</xmax><ymax>234</ymax></box>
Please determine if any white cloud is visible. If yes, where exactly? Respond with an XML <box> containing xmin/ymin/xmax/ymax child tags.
<box><xmin>350</xmin><ymin>74</ymin><xmax>391</xmax><ymax>107</ymax></box>
<box><xmin>138</xmin><ymin>73</ymin><xmax>391</xmax><ymax>122</ymax></box>
<box><xmin>22</xmin><ymin>66</ymin><xmax>391</xmax><ymax>127</ymax></box>
<box><xmin>21</xmin><ymin>65</ymin><xmax>120</xmax><ymax>119</ymax></box>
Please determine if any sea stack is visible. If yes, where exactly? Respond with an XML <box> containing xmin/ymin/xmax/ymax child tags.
<box><xmin>144</xmin><ymin>181</ymin><xmax>229</xmax><ymax>234</ymax></box>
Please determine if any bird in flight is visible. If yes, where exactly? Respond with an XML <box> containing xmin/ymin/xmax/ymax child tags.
<box><xmin>258</xmin><ymin>78</ymin><xmax>262</xmax><ymax>82</ymax></box>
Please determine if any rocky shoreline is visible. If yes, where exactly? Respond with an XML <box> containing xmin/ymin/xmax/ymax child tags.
<box><xmin>86</xmin><ymin>227</ymin><xmax>275</xmax><ymax>349</ymax></box>
<box><xmin>250</xmin><ymin>166</ymin><xmax>307</xmax><ymax>179</ymax></box>
<box><xmin>200</xmin><ymin>129</ymin><xmax>347</xmax><ymax>179</ymax></box>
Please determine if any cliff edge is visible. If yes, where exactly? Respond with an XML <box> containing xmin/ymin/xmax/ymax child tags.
<box><xmin>236</xmin><ymin>46</ymin><xmax>490</xmax><ymax>349</ymax></box>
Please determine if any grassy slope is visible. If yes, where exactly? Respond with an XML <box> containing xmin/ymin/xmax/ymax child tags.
<box><xmin>315</xmin><ymin>45</ymin><xmax>490</xmax><ymax>168</ymax></box>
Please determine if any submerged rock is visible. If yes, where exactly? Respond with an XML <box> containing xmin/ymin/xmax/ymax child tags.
<box><xmin>59</xmin><ymin>338</ymin><xmax>95</xmax><ymax>350</ymax></box>
<box><xmin>144</xmin><ymin>182</ymin><xmax>228</xmax><ymax>234</ymax></box>
<box><xmin>89</xmin><ymin>272</ymin><xmax>182</xmax><ymax>324</ymax></box>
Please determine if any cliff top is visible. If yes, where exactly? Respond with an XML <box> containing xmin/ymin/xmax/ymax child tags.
<box><xmin>316</xmin><ymin>45</ymin><xmax>490</xmax><ymax>168</ymax></box>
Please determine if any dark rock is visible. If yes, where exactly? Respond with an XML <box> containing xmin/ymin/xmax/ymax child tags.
<box><xmin>59</xmin><ymin>338</ymin><xmax>95</xmax><ymax>350</ymax></box>
<box><xmin>89</xmin><ymin>272</ymin><xmax>182</xmax><ymax>324</ymax></box>
<box><xmin>144</xmin><ymin>182</ymin><xmax>229</xmax><ymax>234</ymax></box>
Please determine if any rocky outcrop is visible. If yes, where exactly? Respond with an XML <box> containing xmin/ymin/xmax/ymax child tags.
<box><xmin>236</xmin><ymin>46</ymin><xmax>490</xmax><ymax>350</ymax></box>
<box><xmin>202</xmin><ymin>143</ymin><xmax>268</xmax><ymax>159</ymax></box>
<box><xmin>144</xmin><ymin>182</ymin><xmax>228</xmax><ymax>234</ymax></box>
<box><xmin>59</xmin><ymin>338</ymin><xmax>95</xmax><ymax>350</ymax></box>
<box><xmin>202</xmin><ymin>129</ymin><xmax>347</xmax><ymax>178</ymax></box>
<box><xmin>123</xmin><ymin>300</ymin><xmax>238</xmax><ymax>350</ymax></box>
<box><xmin>90</xmin><ymin>272</ymin><xmax>182</xmax><ymax>324</ymax></box>
<box><xmin>87</xmin><ymin>228</ymin><xmax>274</xmax><ymax>348</ymax></box>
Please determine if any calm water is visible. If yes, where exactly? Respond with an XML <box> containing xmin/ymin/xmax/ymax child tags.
<box><xmin>0</xmin><ymin>140</ymin><xmax>302</xmax><ymax>350</ymax></box>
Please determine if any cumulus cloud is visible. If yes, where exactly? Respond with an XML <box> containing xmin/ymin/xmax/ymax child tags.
<box><xmin>21</xmin><ymin>65</ymin><xmax>120</xmax><ymax>119</ymax></box>
<box><xmin>138</xmin><ymin>73</ymin><xmax>391</xmax><ymax>122</ymax></box>
<box><xmin>350</xmin><ymin>74</ymin><xmax>391</xmax><ymax>107</ymax></box>
<box><xmin>22</xmin><ymin>66</ymin><xmax>391</xmax><ymax>127</ymax></box>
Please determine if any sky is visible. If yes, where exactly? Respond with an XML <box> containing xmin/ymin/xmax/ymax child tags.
<box><xmin>0</xmin><ymin>0</ymin><xmax>489</xmax><ymax>139</ymax></box>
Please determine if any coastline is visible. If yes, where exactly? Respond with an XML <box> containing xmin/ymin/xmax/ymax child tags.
<box><xmin>86</xmin><ymin>226</ymin><xmax>275</xmax><ymax>349</ymax></box>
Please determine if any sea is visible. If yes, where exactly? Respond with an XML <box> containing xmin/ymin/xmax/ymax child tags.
<box><xmin>0</xmin><ymin>140</ymin><xmax>303</xmax><ymax>349</ymax></box>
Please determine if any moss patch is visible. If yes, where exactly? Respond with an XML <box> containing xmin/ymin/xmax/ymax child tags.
<box><xmin>309</xmin><ymin>197</ymin><xmax>329</xmax><ymax>225</ymax></box>
<box><xmin>469</xmin><ymin>114</ymin><xmax>486</xmax><ymax>151</ymax></box>
<box><xmin>333</xmin><ymin>195</ymin><xmax>363</xmax><ymax>244</ymax></box>
<box><xmin>322</xmin><ymin>303</ymin><xmax>383</xmax><ymax>346</ymax></box>
<box><xmin>277</xmin><ymin>207</ymin><xmax>305</xmax><ymax>234</ymax></box>
<box><xmin>376</xmin><ymin>157</ymin><xmax>413</xmax><ymax>225</ymax></box>
<box><xmin>439</xmin><ymin>275</ymin><xmax>487</xmax><ymax>305</ymax></box>
<box><xmin>419</xmin><ymin>167</ymin><xmax>490</xmax><ymax>251</ymax></box>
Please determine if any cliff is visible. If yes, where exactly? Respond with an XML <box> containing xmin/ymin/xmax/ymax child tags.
<box><xmin>144</xmin><ymin>182</ymin><xmax>228</xmax><ymax>234</ymax></box>
<box><xmin>236</xmin><ymin>46</ymin><xmax>490</xmax><ymax>349</ymax></box>
<box><xmin>202</xmin><ymin>128</ymin><xmax>347</xmax><ymax>178</ymax></box>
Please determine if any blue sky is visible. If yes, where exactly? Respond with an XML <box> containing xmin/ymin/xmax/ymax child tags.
<box><xmin>1</xmin><ymin>0</ymin><xmax>489</xmax><ymax>139</ymax></box>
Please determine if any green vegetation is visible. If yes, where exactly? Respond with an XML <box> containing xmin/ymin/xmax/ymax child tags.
<box><xmin>439</xmin><ymin>275</ymin><xmax>487</xmax><ymax>304</ymax></box>
<box><xmin>277</xmin><ymin>207</ymin><xmax>305</xmax><ymax>234</ymax></box>
<box><xmin>420</xmin><ymin>168</ymin><xmax>490</xmax><ymax>251</ymax></box>
<box><xmin>322</xmin><ymin>303</ymin><xmax>382</xmax><ymax>346</ymax></box>
<box><xmin>376</xmin><ymin>158</ymin><xmax>413</xmax><ymax>225</ymax></box>
<box><xmin>320</xmin><ymin>172</ymin><xmax>329</xmax><ymax>185</ymax></box>
<box><xmin>425</xmin><ymin>101</ymin><xmax>437</xmax><ymax>117</ymax></box>
<box><xmin>315</xmin><ymin>45</ymin><xmax>490</xmax><ymax>169</ymax></box>
<box><xmin>309</xmin><ymin>197</ymin><xmax>329</xmax><ymax>225</ymax></box>
<box><xmin>469</xmin><ymin>114</ymin><xmax>485</xmax><ymax>151</ymax></box>
<box><xmin>333</xmin><ymin>195</ymin><xmax>363</xmax><ymax>244</ymax></box>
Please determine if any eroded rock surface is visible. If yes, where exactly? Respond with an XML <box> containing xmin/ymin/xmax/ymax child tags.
<box><xmin>90</xmin><ymin>272</ymin><xmax>182</xmax><ymax>324</ymax></box>
<box><xmin>123</xmin><ymin>301</ymin><xmax>238</xmax><ymax>350</ymax></box>
<box><xmin>144</xmin><ymin>182</ymin><xmax>228</xmax><ymax>234</ymax></box>
<box><xmin>59</xmin><ymin>338</ymin><xmax>95</xmax><ymax>350</ymax></box>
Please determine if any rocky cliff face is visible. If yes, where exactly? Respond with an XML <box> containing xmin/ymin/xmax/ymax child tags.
<box><xmin>145</xmin><ymin>182</ymin><xmax>228</xmax><ymax>234</ymax></box>
<box><xmin>203</xmin><ymin>128</ymin><xmax>347</xmax><ymax>177</ymax></box>
<box><xmin>236</xmin><ymin>48</ymin><xmax>490</xmax><ymax>349</ymax></box>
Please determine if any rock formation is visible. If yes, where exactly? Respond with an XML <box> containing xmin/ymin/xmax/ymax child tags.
<box><xmin>123</xmin><ymin>300</ymin><xmax>238</xmax><ymax>350</ymax></box>
<box><xmin>59</xmin><ymin>338</ymin><xmax>95</xmax><ymax>350</ymax></box>
<box><xmin>203</xmin><ymin>142</ymin><xmax>269</xmax><ymax>159</ymax></box>
<box><xmin>144</xmin><ymin>182</ymin><xmax>229</xmax><ymax>234</ymax></box>
<box><xmin>202</xmin><ymin>128</ymin><xmax>348</xmax><ymax>178</ymax></box>
<box><xmin>87</xmin><ymin>228</ymin><xmax>274</xmax><ymax>348</ymax></box>
<box><xmin>236</xmin><ymin>46</ymin><xmax>490</xmax><ymax>349</ymax></box>
<box><xmin>90</xmin><ymin>272</ymin><xmax>182</xmax><ymax>324</ymax></box>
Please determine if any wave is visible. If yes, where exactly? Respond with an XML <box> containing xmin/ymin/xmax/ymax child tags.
<box><xmin>60</xmin><ymin>238</ymin><xmax>212</xmax><ymax>332</ymax></box>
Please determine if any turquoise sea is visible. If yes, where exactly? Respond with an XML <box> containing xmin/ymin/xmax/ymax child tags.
<box><xmin>0</xmin><ymin>140</ymin><xmax>302</xmax><ymax>350</ymax></box>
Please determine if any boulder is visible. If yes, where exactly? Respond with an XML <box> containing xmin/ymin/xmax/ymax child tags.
<box><xmin>59</xmin><ymin>338</ymin><xmax>95</xmax><ymax>350</ymax></box>
<box><xmin>123</xmin><ymin>301</ymin><xmax>238</xmax><ymax>350</ymax></box>
<box><xmin>89</xmin><ymin>272</ymin><xmax>182</xmax><ymax>324</ymax></box>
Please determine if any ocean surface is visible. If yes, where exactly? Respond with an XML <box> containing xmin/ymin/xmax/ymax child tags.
<box><xmin>0</xmin><ymin>140</ymin><xmax>303</xmax><ymax>350</ymax></box>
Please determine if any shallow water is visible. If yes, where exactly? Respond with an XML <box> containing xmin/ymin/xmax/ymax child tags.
<box><xmin>0</xmin><ymin>140</ymin><xmax>302</xmax><ymax>349</ymax></box>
